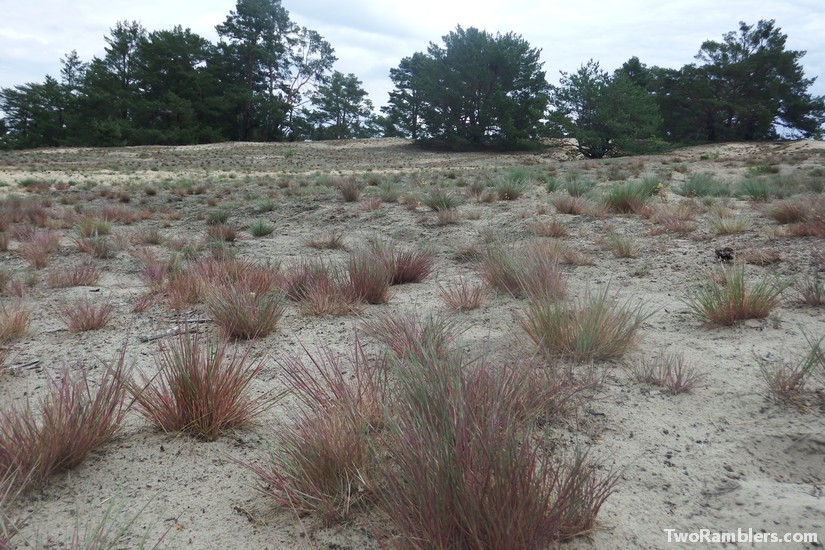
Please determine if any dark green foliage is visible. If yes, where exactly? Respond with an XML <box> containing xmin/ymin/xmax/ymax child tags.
<box><xmin>652</xmin><ymin>20</ymin><xmax>824</xmax><ymax>142</ymax></box>
<box><xmin>385</xmin><ymin>26</ymin><xmax>550</xmax><ymax>149</ymax></box>
<box><xmin>308</xmin><ymin>72</ymin><xmax>377</xmax><ymax>139</ymax></box>
<box><xmin>550</xmin><ymin>60</ymin><xmax>662</xmax><ymax>158</ymax></box>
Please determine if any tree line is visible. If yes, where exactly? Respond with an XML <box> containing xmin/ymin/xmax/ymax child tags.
<box><xmin>1</xmin><ymin>2</ymin><xmax>823</xmax><ymax>155</ymax></box>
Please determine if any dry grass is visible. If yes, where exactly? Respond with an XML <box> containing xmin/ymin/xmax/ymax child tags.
<box><xmin>0</xmin><ymin>303</ymin><xmax>30</xmax><ymax>344</ymax></box>
<box><xmin>437</xmin><ymin>277</ymin><xmax>485</xmax><ymax>312</ymax></box>
<box><xmin>530</xmin><ymin>219</ymin><xmax>569</xmax><ymax>238</ymax></box>
<box><xmin>363</xmin><ymin>311</ymin><xmax>458</xmax><ymax>363</ymax></box>
<box><xmin>373</xmin><ymin>241</ymin><xmax>434</xmax><ymax>285</ymax></box>
<box><xmin>45</xmin><ymin>261</ymin><xmax>102</xmax><ymax>288</ymax></box>
<box><xmin>0</xmin><ymin>354</ymin><xmax>129</xmax><ymax>491</ymax></box>
<box><xmin>683</xmin><ymin>263</ymin><xmax>787</xmax><ymax>326</ymax></box>
<box><xmin>306</xmin><ymin>231</ymin><xmax>347</xmax><ymax>250</ymax></box>
<box><xmin>128</xmin><ymin>331</ymin><xmax>273</xmax><ymax>440</ymax></box>
<box><xmin>376</xmin><ymin>347</ymin><xmax>618</xmax><ymax>548</ymax></box>
<box><xmin>206</xmin><ymin>282</ymin><xmax>286</xmax><ymax>340</ymax></box>
<box><xmin>480</xmin><ymin>243</ymin><xmax>567</xmax><ymax>300</ymax></box>
<box><xmin>246</xmin><ymin>342</ymin><xmax>386</xmax><ymax>524</ymax></box>
<box><xmin>58</xmin><ymin>295</ymin><xmax>114</xmax><ymax>333</ymax></box>
<box><xmin>346</xmin><ymin>249</ymin><xmax>392</xmax><ymax>305</ymax></box>
<box><xmin>552</xmin><ymin>195</ymin><xmax>586</xmax><ymax>215</ymax></box>
<box><xmin>520</xmin><ymin>284</ymin><xmax>651</xmax><ymax>363</ymax></box>
<box><xmin>629</xmin><ymin>350</ymin><xmax>705</xmax><ymax>394</ymax></box>
<box><xmin>18</xmin><ymin>230</ymin><xmax>61</xmax><ymax>269</ymax></box>
<box><xmin>604</xmin><ymin>232</ymin><xmax>638</xmax><ymax>258</ymax></box>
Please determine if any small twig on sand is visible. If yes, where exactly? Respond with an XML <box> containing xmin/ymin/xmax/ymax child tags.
<box><xmin>139</xmin><ymin>324</ymin><xmax>202</xmax><ymax>343</ymax></box>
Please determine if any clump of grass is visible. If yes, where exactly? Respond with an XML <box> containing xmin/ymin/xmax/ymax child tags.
<box><xmin>206</xmin><ymin>224</ymin><xmax>237</xmax><ymax>243</ymax></box>
<box><xmin>0</xmin><ymin>355</ymin><xmax>129</xmax><ymax>491</ymax></box>
<box><xmin>75</xmin><ymin>235</ymin><xmax>117</xmax><ymax>259</ymax></box>
<box><xmin>246</xmin><ymin>342</ymin><xmax>386</xmax><ymax>524</ymax></box>
<box><xmin>377</xmin><ymin>347</ymin><xmax>618</xmax><ymax>548</ymax></box>
<box><xmin>563</xmin><ymin>173</ymin><xmax>597</xmax><ymax>197</ymax></box>
<box><xmin>363</xmin><ymin>311</ymin><xmax>457</xmax><ymax>363</ymax></box>
<box><xmin>530</xmin><ymin>219</ymin><xmax>568</xmax><ymax>237</ymax></box>
<box><xmin>378</xmin><ymin>181</ymin><xmax>400</xmax><ymax>202</ymax></box>
<box><xmin>764</xmin><ymin>197</ymin><xmax>814</xmax><ymax>224</ymax></box>
<box><xmin>0</xmin><ymin>303</ymin><xmax>29</xmax><ymax>344</ymax></box>
<box><xmin>648</xmin><ymin>201</ymin><xmax>699</xmax><ymax>234</ymax></box>
<box><xmin>128</xmin><ymin>331</ymin><xmax>273</xmax><ymax>440</ymax></box>
<box><xmin>132</xmin><ymin>228</ymin><xmax>164</xmax><ymax>246</ymax></box>
<box><xmin>601</xmin><ymin>179</ymin><xmax>657</xmax><ymax>213</ymax></box>
<box><xmin>795</xmin><ymin>271</ymin><xmax>825</xmax><ymax>306</ymax></box>
<box><xmin>604</xmin><ymin>232</ymin><xmax>638</xmax><ymax>258</ymax></box>
<box><xmin>248</xmin><ymin>221</ymin><xmax>275</xmax><ymax>237</ymax></box>
<box><xmin>422</xmin><ymin>188</ymin><xmax>462</xmax><ymax>211</ymax></box>
<box><xmin>18</xmin><ymin>230</ymin><xmax>61</xmax><ymax>269</ymax></box>
<box><xmin>371</xmin><ymin>241</ymin><xmax>434</xmax><ymax>285</ymax></box>
<box><xmin>437</xmin><ymin>277</ymin><xmax>485</xmax><ymax>312</ymax></box>
<box><xmin>346</xmin><ymin>248</ymin><xmax>392</xmax><ymax>305</ymax></box>
<box><xmin>737</xmin><ymin>177</ymin><xmax>783</xmax><ymax>202</ymax></box>
<box><xmin>630</xmin><ymin>350</ymin><xmax>705</xmax><ymax>394</ymax></box>
<box><xmin>676</xmin><ymin>173</ymin><xmax>730</xmax><ymax>197</ymax></box>
<box><xmin>520</xmin><ymin>284</ymin><xmax>651</xmax><ymax>362</ymax></box>
<box><xmin>75</xmin><ymin>217</ymin><xmax>111</xmax><ymax>238</ymax></box>
<box><xmin>58</xmin><ymin>295</ymin><xmax>114</xmax><ymax>332</ymax></box>
<box><xmin>709</xmin><ymin>214</ymin><xmax>752</xmax><ymax>235</ymax></box>
<box><xmin>282</xmin><ymin>260</ymin><xmax>360</xmax><ymax>316</ymax></box>
<box><xmin>480</xmin><ymin>243</ymin><xmax>567</xmax><ymax>300</ymax></box>
<box><xmin>206</xmin><ymin>282</ymin><xmax>286</xmax><ymax>339</ymax></box>
<box><xmin>495</xmin><ymin>170</ymin><xmax>530</xmax><ymax>200</ymax></box>
<box><xmin>306</xmin><ymin>231</ymin><xmax>347</xmax><ymax>250</ymax></box>
<box><xmin>205</xmin><ymin>209</ymin><xmax>231</xmax><ymax>225</ymax></box>
<box><xmin>336</xmin><ymin>177</ymin><xmax>362</xmax><ymax>202</ymax></box>
<box><xmin>683</xmin><ymin>263</ymin><xmax>787</xmax><ymax>326</ymax></box>
<box><xmin>552</xmin><ymin>195</ymin><xmax>586</xmax><ymax>215</ymax></box>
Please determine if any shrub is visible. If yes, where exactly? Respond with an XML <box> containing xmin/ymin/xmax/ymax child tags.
<box><xmin>0</xmin><ymin>355</ymin><xmax>129</xmax><ymax>491</ymax></box>
<box><xmin>246</xmin><ymin>342</ymin><xmax>386</xmax><ymax>524</ymax></box>
<box><xmin>438</xmin><ymin>277</ymin><xmax>485</xmax><ymax>312</ymax></box>
<box><xmin>206</xmin><ymin>283</ymin><xmax>286</xmax><ymax>339</ymax></box>
<box><xmin>630</xmin><ymin>350</ymin><xmax>704</xmax><ymax>394</ymax></box>
<box><xmin>520</xmin><ymin>284</ymin><xmax>650</xmax><ymax>362</ymax></box>
<box><xmin>58</xmin><ymin>295</ymin><xmax>114</xmax><ymax>332</ymax></box>
<box><xmin>683</xmin><ymin>263</ymin><xmax>787</xmax><ymax>326</ymax></box>
<box><xmin>129</xmin><ymin>331</ymin><xmax>272</xmax><ymax>440</ymax></box>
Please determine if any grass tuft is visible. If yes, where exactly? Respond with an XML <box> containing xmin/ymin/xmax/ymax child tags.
<box><xmin>206</xmin><ymin>282</ymin><xmax>286</xmax><ymax>339</ymax></box>
<box><xmin>683</xmin><ymin>263</ymin><xmax>786</xmax><ymax>326</ymax></box>
<box><xmin>0</xmin><ymin>353</ymin><xmax>129</xmax><ymax>491</ymax></box>
<box><xmin>520</xmin><ymin>283</ymin><xmax>650</xmax><ymax>362</ymax></box>
<box><xmin>629</xmin><ymin>350</ymin><xmax>705</xmax><ymax>394</ymax></box>
<box><xmin>58</xmin><ymin>295</ymin><xmax>114</xmax><ymax>332</ymax></box>
<box><xmin>129</xmin><ymin>330</ymin><xmax>273</xmax><ymax>440</ymax></box>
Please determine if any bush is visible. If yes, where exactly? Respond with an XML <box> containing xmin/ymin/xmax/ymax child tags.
<box><xmin>129</xmin><ymin>331</ymin><xmax>273</xmax><ymax>440</ymax></box>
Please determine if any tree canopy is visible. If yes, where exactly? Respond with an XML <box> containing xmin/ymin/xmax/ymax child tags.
<box><xmin>384</xmin><ymin>26</ymin><xmax>550</xmax><ymax>150</ymax></box>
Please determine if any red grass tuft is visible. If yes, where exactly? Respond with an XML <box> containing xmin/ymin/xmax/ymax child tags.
<box><xmin>129</xmin><ymin>330</ymin><xmax>274</xmax><ymax>440</ymax></box>
<box><xmin>46</xmin><ymin>261</ymin><xmax>102</xmax><ymax>288</ymax></box>
<box><xmin>0</xmin><ymin>303</ymin><xmax>30</xmax><ymax>344</ymax></box>
<box><xmin>58</xmin><ymin>295</ymin><xmax>114</xmax><ymax>332</ymax></box>
<box><xmin>0</xmin><ymin>354</ymin><xmax>129</xmax><ymax>491</ymax></box>
<box><xmin>206</xmin><ymin>282</ymin><xmax>286</xmax><ymax>339</ymax></box>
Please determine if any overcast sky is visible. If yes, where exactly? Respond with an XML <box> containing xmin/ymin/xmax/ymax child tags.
<box><xmin>1</xmin><ymin>0</ymin><xmax>823</xmax><ymax>109</ymax></box>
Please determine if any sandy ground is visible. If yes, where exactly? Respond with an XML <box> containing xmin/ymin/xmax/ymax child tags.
<box><xmin>1</xmin><ymin>138</ymin><xmax>824</xmax><ymax>549</ymax></box>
